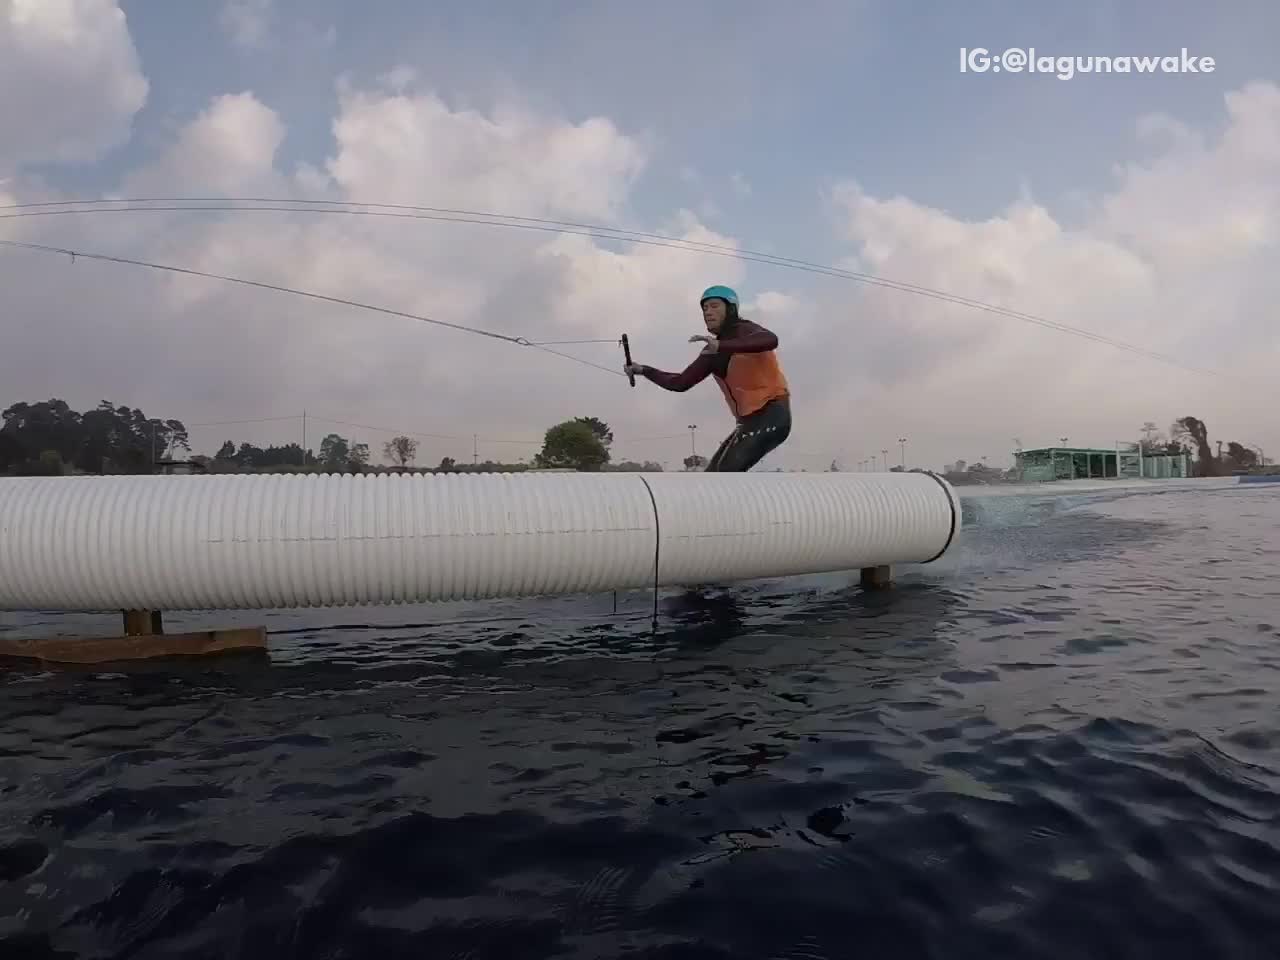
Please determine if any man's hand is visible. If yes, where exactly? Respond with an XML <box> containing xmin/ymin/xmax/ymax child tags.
<box><xmin>689</xmin><ymin>334</ymin><xmax>718</xmax><ymax>355</ymax></box>
<box><xmin>623</xmin><ymin>362</ymin><xmax>646</xmax><ymax>377</ymax></box>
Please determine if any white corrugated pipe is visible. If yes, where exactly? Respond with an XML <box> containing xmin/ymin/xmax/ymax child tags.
<box><xmin>0</xmin><ymin>471</ymin><xmax>959</xmax><ymax>611</ymax></box>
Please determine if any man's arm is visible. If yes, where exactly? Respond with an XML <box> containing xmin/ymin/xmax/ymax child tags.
<box><xmin>716</xmin><ymin>320</ymin><xmax>778</xmax><ymax>354</ymax></box>
<box><xmin>638</xmin><ymin>354</ymin><xmax>714</xmax><ymax>392</ymax></box>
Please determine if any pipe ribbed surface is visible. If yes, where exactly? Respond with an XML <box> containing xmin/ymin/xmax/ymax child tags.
<box><xmin>0</xmin><ymin>471</ymin><xmax>959</xmax><ymax>611</ymax></box>
<box><xmin>644</xmin><ymin>471</ymin><xmax>958</xmax><ymax>584</ymax></box>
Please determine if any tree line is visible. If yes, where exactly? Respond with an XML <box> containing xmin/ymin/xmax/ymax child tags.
<box><xmin>1144</xmin><ymin>417</ymin><xmax>1266</xmax><ymax>476</ymax></box>
<box><xmin>0</xmin><ymin>400</ymin><xmax>665</xmax><ymax>475</ymax></box>
<box><xmin>5</xmin><ymin>399</ymin><xmax>1265</xmax><ymax>479</ymax></box>
<box><xmin>0</xmin><ymin>400</ymin><xmax>188</xmax><ymax>476</ymax></box>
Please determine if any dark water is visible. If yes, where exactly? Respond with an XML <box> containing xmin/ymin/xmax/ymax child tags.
<box><xmin>3</xmin><ymin>484</ymin><xmax>1280</xmax><ymax>959</ymax></box>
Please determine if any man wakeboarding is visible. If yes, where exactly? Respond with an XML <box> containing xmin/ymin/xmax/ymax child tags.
<box><xmin>624</xmin><ymin>285</ymin><xmax>792</xmax><ymax>471</ymax></box>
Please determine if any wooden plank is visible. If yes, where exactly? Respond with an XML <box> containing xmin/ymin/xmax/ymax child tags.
<box><xmin>0</xmin><ymin>627</ymin><xmax>267</xmax><ymax>665</ymax></box>
<box><xmin>122</xmin><ymin>609</ymin><xmax>162</xmax><ymax>636</ymax></box>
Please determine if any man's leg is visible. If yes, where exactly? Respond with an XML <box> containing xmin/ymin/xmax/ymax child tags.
<box><xmin>705</xmin><ymin>400</ymin><xmax>791</xmax><ymax>472</ymax></box>
<box><xmin>703</xmin><ymin>429</ymin><xmax>740</xmax><ymax>471</ymax></box>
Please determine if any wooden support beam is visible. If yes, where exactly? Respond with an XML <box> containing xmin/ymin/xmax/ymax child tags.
<box><xmin>860</xmin><ymin>564</ymin><xmax>893</xmax><ymax>589</ymax></box>
<box><xmin>0</xmin><ymin>626</ymin><xmax>267</xmax><ymax>665</ymax></box>
<box><xmin>123</xmin><ymin>609</ymin><xmax>163</xmax><ymax>636</ymax></box>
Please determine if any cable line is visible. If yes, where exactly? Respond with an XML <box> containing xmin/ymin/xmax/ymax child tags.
<box><xmin>0</xmin><ymin>195</ymin><xmax>1223</xmax><ymax>376</ymax></box>
<box><xmin>0</xmin><ymin>237</ymin><xmax>625</xmax><ymax>378</ymax></box>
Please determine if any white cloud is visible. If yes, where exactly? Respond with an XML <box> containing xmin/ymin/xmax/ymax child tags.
<box><xmin>324</xmin><ymin>76</ymin><xmax>647</xmax><ymax>222</ymax></box>
<box><xmin>0</xmin><ymin>0</ymin><xmax>148</xmax><ymax>172</ymax></box>
<box><xmin>121</xmin><ymin>92</ymin><xmax>286</xmax><ymax>195</ymax></box>
<box><xmin>814</xmin><ymin>82</ymin><xmax>1280</xmax><ymax>468</ymax></box>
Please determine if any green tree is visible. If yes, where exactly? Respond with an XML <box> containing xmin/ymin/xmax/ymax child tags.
<box><xmin>230</xmin><ymin>442</ymin><xmax>310</xmax><ymax>469</ymax></box>
<box><xmin>12</xmin><ymin>450</ymin><xmax>66</xmax><ymax>476</ymax></box>
<box><xmin>1</xmin><ymin>399</ymin><xmax>80</xmax><ymax>466</ymax></box>
<box><xmin>264</xmin><ymin>443</ymin><xmax>308</xmax><ymax>467</ymax></box>
<box><xmin>0</xmin><ymin>428</ymin><xmax>20</xmax><ymax>468</ymax></box>
<box><xmin>683</xmin><ymin>454</ymin><xmax>707</xmax><ymax>471</ymax></box>
<box><xmin>0</xmin><ymin>398</ymin><xmax>189</xmax><ymax>474</ymax></box>
<box><xmin>215</xmin><ymin>440</ymin><xmax>237</xmax><ymax>460</ymax></box>
<box><xmin>319</xmin><ymin>433</ymin><xmax>350</xmax><ymax>468</ymax></box>
<box><xmin>1172</xmin><ymin>416</ymin><xmax>1217</xmax><ymax>476</ymax></box>
<box><xmin>536</xmin><ymin>419</ymin><xmax>610</xmax><ymax>471</ymax></box>
<box><xmin>1224</xmin><ymin>441</ymin><xmax>1258</xmax><ymax>471</ymax></box>
<box><xmin>384</xmin><ymin>435</ymin><xmax>418</xmax><ymax>467</ymax></box>
<box><xmin>572</xmin><ymin>416</ymin><xmax>613</xmax><ymax>449</ymax></box>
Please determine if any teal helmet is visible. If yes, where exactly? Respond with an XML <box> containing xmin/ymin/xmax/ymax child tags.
<box><xmin>699</xmin><ymin>285</ymin><xmax>739</xmax><ymax>306</ymax></box>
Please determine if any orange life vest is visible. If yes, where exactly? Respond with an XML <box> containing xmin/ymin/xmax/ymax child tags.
<box><xmin>715</xmin><ymin>349</ymin><xmax>790</xmax><ymax>419</ymax></box>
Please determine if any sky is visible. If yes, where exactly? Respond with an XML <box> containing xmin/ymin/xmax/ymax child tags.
<box><xmin>2</xmin><ymin>0</ymin><xmax>1279</xmax><ymax>472</ymax></box>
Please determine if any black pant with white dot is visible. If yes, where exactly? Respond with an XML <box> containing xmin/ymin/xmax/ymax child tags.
<box><xmin>705</xmin><ymin>397</ymin><xmax>792</xmax><ymax>472</ymax></box>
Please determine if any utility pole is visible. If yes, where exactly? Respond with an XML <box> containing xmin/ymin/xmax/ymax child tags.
<box><xmin>301</xmin><ymin>410</ymin><xmax>307</xmax><ymax>467</ymax></box>
<box><xmin>898</xmin><ymin>437</ymin><xmax>907</xmax><ymax>469</ymax></box>
<box><xmin>881</xmin><ymin>448</ymin><xmax>888</xmax><ymax>471</ymax></box>
<box><xmin>151</xmin><ymin>421</ymin><xmax>157</xmax><ymax>472</ymax></box>
<box><xmin>688</xmin><ymin>424</ymin><xmax>697</xmax><ymax>457</ymax></box>
<box><xmin>473</xmin><ymin>434</ymin><xmax>478</xmax><ymax>465</ymax></box>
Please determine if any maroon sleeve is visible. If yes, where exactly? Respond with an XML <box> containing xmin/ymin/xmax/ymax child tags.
<box><xmin>716</xmin><ymin>319</ymin><xmax>778</xmax><ymax>354</ymax></box>
<box><xmin>640</xmin><ymin>354</ymin><xmax>714</xmax><ymax>392</ymax></box>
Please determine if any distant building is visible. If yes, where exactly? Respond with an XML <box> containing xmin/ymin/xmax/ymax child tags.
<box><xmin>1013</xmin><ymin>442</ymin><xmax>1190</xmax><ymax>482</ymax></box>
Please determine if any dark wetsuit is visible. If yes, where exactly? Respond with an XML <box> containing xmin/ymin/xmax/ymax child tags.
<box><xmin>637</xmin><ymin>318</ymin><xmax>792</xmax><ymax>472</ymax></box>
<box><xmin>702</xmin><ymin>395</ymin><xmax>791</xmax><ymax>471</ymax></box>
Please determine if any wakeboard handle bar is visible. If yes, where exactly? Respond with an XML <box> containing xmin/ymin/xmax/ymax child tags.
<box><xmin>621</xmin><ymin>334</ymin><xmax>635</xmax><ymax>387</ymax></box>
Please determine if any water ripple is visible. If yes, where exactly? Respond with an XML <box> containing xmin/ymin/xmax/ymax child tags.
<box><xmin>2</xmin><ymin>485</ymin><xmax>1280</xmax><ymax>957</ymax></box>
